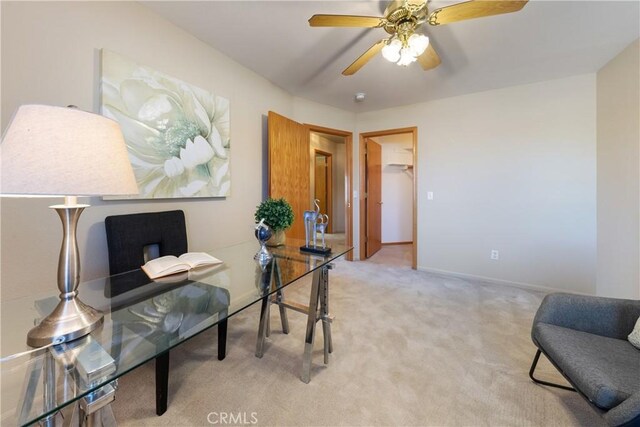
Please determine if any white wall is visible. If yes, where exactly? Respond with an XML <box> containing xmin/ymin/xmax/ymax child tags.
<box><xmin>372</xmin><ymin>135</ymin><xmax>413</xmax><ymax>243</ymax></box>
<box><xmin>357</xmin><ymin>75</ymin><xmax>597</xmax><ymax>294</ymax></box>
<box><xmin>596</xmin><ymin>39</ymin><xmax>640</xmax><ymax>299</ymax></box>
<box><xmin>0</xmin><ymin>2</ymin><xmax>349</xmax><ymax>299</ymax></box>
<box><xmin>292</xmin><ymin>97</ymin><xmax>355</xmax><ymax>132</ymax></box>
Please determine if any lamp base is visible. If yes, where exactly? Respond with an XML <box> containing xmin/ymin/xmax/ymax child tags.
<box><xmin>27</xmin><ymin>297</ymin><xmax>104</xmax><ymax>347</ymax></box>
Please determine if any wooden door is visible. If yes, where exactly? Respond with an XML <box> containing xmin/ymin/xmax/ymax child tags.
<box><xmin>366</xmin><ymin>139</ymin><xmax>382</xmax><ymax>257</ymax></box>
<box><xmin>268</xmin><ymin>111</ymin><xmax>309</xmax><ymax>240</ymax></box>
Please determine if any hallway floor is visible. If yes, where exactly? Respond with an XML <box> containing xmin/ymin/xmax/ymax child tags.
<box><xmin>367</xmin><ymin>243</ymin><xmax>413</xmax><ymax>267</ymax></box>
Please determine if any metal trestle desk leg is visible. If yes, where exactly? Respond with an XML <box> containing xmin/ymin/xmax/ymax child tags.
<box><xmin>301</xmin><ymin>264</ymin><xmax>334</xmax><ymax>384</ymax></box>
<box><xmin>320</xmin><ymin>266</ymin><xmax>333</xmax><ymax>365</ymax></box>
<box><xmin>255</xmin><ymin>261</ymin><xmax>334</xmax><ymax>384</ymax></box>
<box><xmin>256</xmin><ymin>260</ymin><xmax>290</xmax><ymax>358</ymax></box>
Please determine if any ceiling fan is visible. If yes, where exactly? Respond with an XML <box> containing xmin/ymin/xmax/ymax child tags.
<box><xmin>308</xmin><ymin>0</ymin><xmax>528</xmax><ymax>76</ymax></box>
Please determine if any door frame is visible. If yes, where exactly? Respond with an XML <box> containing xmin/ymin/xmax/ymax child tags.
<box><xmin>305</xmin><ymin>124</ymin><xmax>354</xmax><ymax>261</ymax></box>
<box><xmin>359</xmin><ymin>127</ymin><xmax>418</xmax><ymax>269</ymax></box>
<box><xmin>364</xmin><ymin>138</ymin><xmax>382</xmax><ymax>259</ymax></box>
<box><xmin>313</xmin><ymin>149</ymin><xmax>333</xmax><ymax>234</ymax></box>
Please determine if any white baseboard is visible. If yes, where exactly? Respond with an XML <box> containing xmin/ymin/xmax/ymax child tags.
<box><xmin>416</xmin><ymin>266</ymin><xmax>593</xmax><ymax>296</ymax></box>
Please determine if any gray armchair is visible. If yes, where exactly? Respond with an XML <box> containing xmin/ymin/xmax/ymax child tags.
<box><xmin>530</xmin><ymin>293</ymin><xmax>640</xmax><ymax>427</ymax></box>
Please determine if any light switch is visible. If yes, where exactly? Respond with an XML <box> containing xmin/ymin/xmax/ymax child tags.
<box><xmin>427</xmin><ymin>192</ymin><xmax>434</xmax><ymax>200</ymax></box>
<box><xmin>353</xmin><ymin>190</ymin><xmax>358</xmax><ymax>199</ymax></box>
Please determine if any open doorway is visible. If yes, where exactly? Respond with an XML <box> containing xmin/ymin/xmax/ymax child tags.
<box><xmin>360</xmin><ymin>127</ymin><xmax>417</xmax><ymax>269</ymax></box>
<box><xmin>309</xmin><ymin>130</ymin><xmax>347</xmax><ymax>246</ymax></box>
<box><xmin>314</xmin><ymin>150</ymin><xmax>333</xmax><ymax>233</ymax></box>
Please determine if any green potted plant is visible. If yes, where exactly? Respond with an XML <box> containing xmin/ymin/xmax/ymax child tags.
<box><xmin>254</xmin><ymin>197</ymin><xmax>294</xmax><ymax>246</ymax></box>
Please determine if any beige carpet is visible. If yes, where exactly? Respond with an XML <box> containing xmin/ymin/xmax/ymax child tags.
<box><xmin>113</xmin><ymin>247</ymin><xmax>603</xmax><ymax>426</ymax></box>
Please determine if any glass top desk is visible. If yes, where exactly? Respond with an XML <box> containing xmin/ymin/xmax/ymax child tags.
<box><xmin>1</xmin><ymin>239</ymin><xmax>351</xmax><ymax>426</ymax></box>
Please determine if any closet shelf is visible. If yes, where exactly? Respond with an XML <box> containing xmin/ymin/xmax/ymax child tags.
<box><xmin>387</xmin><ymin>163</ymin><xmax>413</xmax><ymax>170</ymax></box>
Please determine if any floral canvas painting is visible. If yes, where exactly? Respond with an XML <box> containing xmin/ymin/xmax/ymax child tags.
<box><xmin>101</xmin><ymin>50</ymin><xmax>230</xmax><ymax>199</ymax></box>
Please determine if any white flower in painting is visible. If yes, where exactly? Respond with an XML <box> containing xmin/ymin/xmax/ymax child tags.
<box><xmin>164</xmin><ymin>156</ymin><xmax>184</xmax><ymax>178</ymax></box>
<box><xmin>137</xmin><ymin>95</ymin><xmax>173</xmax><ymax>123</ymax></box>
<box><xmin>179</xmin><ymin>180</ymin><xmax>208</xmax><ymax>197</ymax></box>
<box><xmin>208</xmin><ymin>125</ymin><xmax>227</xmax><ymax>159</ymax></box>
<box><xmin>101</xmin><ymin>51</ymin><xmax>231</xmax><ymax>198</ymax></box>
<box><xmin>180</xmin><ymin>136</ymin><xmax>214</xmax><ymax>170</ymax></box>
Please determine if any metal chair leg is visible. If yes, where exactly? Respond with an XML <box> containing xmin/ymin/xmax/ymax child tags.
<box><xmin>529</xmin><ymin>349</ymin><xmax>576</xmax><ymax>392</ymax></box>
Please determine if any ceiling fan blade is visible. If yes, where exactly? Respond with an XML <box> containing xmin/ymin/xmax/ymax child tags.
<box><xmin>417</xmin><ymin>43</ymin><xmax>441</xmax><ymax>70</ymax></box>
<box><xmin>342</xmin><ymin>40</ymin><xmax>386</xmax><ymax>76</ymax></box>
<box><xmin>309</xmin><ymin>14</ymin><xmax>384</xmax><ymax>28</ymax></box>
<box><xmin>427</xmin><ymin>0</ymin><xmax>528</xmax><ymax>25</ymax></box>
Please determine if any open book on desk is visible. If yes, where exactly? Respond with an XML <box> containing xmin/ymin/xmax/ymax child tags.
<box><xmin>142</xmin><ymin>252</ymin><xmax>223</xmax><ymax>280</ymax></box>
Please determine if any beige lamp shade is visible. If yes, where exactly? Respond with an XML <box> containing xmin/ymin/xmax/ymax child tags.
<box><xmin>0</xmin><ymin>105</ymin><xmax>139</xmax><ymax>196</ymax></box>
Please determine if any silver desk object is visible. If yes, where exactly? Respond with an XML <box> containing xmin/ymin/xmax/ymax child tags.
<box><xmin>301</xmin><ymin>200</ymin><xmax>332</xmax><ymax>255</ymax></box>
<box><xmin>50</xmin><ymin>337</ymin><xmax>117</xmax><ymax>427</ymax></box>
<box><xmin>27</xmin><ymin>204</ymin><xmax>104</xmax><ymax>347</ymax></box>
<box><xmin>254</xmin><ymin>218</ymin><xmax>273</xmax><ymax>266</ymax></box>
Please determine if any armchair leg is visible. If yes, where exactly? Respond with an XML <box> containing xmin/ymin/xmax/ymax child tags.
<box><xmin>529</xmin><ymin>349</ymin><xmax>576</xmax><ymax>392</ymax></box>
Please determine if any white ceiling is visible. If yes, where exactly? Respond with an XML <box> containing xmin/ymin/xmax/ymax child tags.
<box><xmin>142</xmin><ymin>1</ymin><xmax>640</xmax><ymax>112</ymax></box>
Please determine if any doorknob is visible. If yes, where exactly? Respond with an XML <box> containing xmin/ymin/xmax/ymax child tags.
<box><xmin>377</xmin><ymin>202</ymin><xmax>383</xmax><ymax>205</ymax></box>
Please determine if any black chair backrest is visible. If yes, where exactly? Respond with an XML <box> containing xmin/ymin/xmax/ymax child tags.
<box><xmin>105</xmin><ymin>210</ymin><xmax>188</xmax><ymax>275</ymax></box>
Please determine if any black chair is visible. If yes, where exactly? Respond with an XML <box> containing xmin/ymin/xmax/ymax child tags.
<box><xmin>105</xmin><ymin>210</ymin><xmax>228</xmax><ymax>416</ymax></box>
<box><xmin>105</xmin><ymin>210</ymin><xmax>189</xmax><ymax>276</ymax></box>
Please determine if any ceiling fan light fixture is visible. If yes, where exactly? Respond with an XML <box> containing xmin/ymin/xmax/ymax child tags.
<box><xmin>397</xmin><ymin>47</ymin><xmax>417</xmax><ymax>66</ymax></box>
<box><xmin>381</xmin><ymin>38</ymin><xmax>402</xmax><ymax>62</ymax></box>
<box><xmin>381</xmin><ymin>32</ymin><xmax>427</xmax><ymax>67</ymax></box>
<box><xmin>408</xmin><ymin>33</ymin><xmax>429</xmax><ymax>57</ymax></box>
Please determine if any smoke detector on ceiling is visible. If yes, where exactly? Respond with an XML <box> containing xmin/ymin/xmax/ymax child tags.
<box><xmin>354</xmin><ymin>92</ymin><xmax>366</xmax><ymax>102</ymax></box>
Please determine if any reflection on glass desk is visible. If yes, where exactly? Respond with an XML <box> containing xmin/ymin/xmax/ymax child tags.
<box><xmin>0</xmin><ymin>239</ymin><xmax>351</xmax><ymax>426</ymax></box>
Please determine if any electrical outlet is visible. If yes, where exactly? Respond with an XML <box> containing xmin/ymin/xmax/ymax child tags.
<box><xmin>490</xmin><ymin>250</ymin><xmax>499</xmax><ymax>260</ymax></box>
<box><xmin>427</xmin><ymin>192</ymin><xmax>434</xmax><ymax>200</ymax></box>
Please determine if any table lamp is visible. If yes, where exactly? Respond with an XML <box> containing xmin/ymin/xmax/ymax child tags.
<box><xmin>0</xmin><ymin>105</ymin><xmax>139</xmax><ymax>347</ymax></box>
